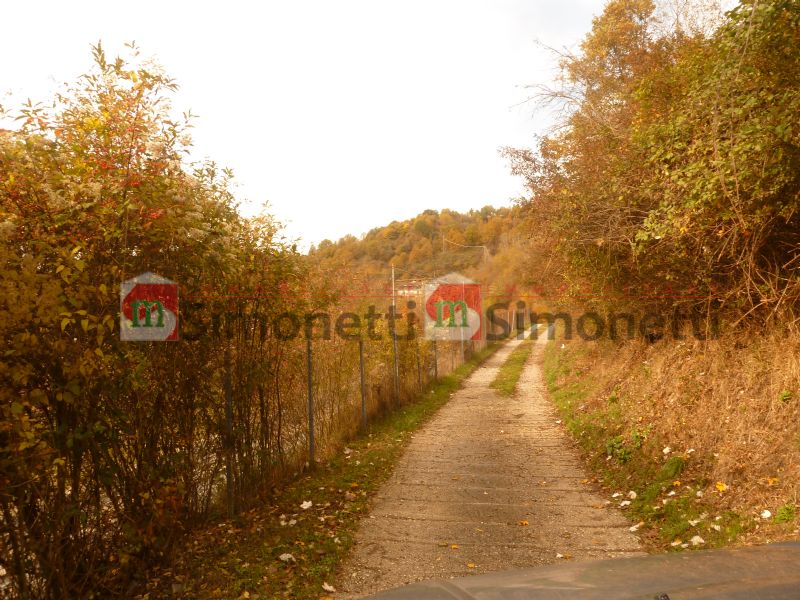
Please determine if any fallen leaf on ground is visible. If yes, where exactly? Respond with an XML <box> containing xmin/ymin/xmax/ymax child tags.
<box><xmin>518</xmin><ymin>520</ymin><xmax>529</xmax><ymax>526</ymax></box>
<box><xmin>467</xmin><ymin>563</ymin><xmax>476</xmax><ymax>569</ymax></box>
<box><xmin>301</xmin><ymin>500</ymin><xmax>313</xmax><ymax>510</ymax></box>
<box><xmin>450</xmin><ymin>544</ymin><xmax>459</xmax><ymax>550</ymax></box>
<box><xmin>322</xmin><ymin>582</ymin><xmax>336</xmax><ymax>592</ymax></box>
<box><xmin>690</xmin><ymin>535</ymin><xmax>705</xmax><ymax>546</ymax></box>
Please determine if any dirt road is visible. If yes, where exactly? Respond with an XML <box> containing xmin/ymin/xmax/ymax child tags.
<box><xmin>337</xmin><ymin>336</ymin><xmax>642</xmax><ymax>598</ymax></box>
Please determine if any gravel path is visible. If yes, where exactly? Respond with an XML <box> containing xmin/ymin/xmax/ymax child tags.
<box><xmin>336</xmin><ymin>335</ymin><xmax>642</xmax><ymax>598</ymax></box>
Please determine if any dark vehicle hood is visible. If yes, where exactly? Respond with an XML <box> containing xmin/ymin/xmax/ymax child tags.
<box><xmin>364</xmin><ymin>542</ymin><xmax>800</xmax><ymax>599</ymax></box>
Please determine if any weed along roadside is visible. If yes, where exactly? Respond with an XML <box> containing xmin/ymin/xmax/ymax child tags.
<box><xmin>541</xmin><ymin>335</ymin><xmax>800</xmax><ymax>553</ymax></box>
<box><xmin>142</xmin><ymin>343</ymin><xmax>503</xmax><ymax>599</ymax></box>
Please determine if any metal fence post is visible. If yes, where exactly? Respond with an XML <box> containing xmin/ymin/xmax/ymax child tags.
<box><xmin>416</xmin><ymin>340</ymin><xmax>422</xmax><ymax>390</ymax></box>
<box><xmin>223</xmin><ymin>343</ymin><xmax>235</xmax><ymax>517</ymax></box>
<box><xmin>391</xmin><ymin>321</ymin><xmax>400</xmax><ymax>403</ymax></box>
<box><xmin>306</xmin><ymin>335</ymin><xmax>314</xmax><ymax>465</ymax></box>
<box><xmin>391</xmin><ymin>266</ymin><xmax>400</xmax><ymax>403</ymax></box>
<box><xmin>359</xmin><ymin>338</ymin><xmax>367</xmax><ymax>429</ymax></box>
<box><xmin>433</xmin><ymin>339</ymin><xmax>438</xmax><ymax>381</ymax></box>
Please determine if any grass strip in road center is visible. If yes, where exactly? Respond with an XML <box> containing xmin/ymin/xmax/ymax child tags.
<box><xmin>490</xmin><ymin>339</ymin><xmax>534</xmax><ymax>396</ymax></box>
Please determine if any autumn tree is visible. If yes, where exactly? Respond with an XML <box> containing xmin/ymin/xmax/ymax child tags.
<box><xmin>0</xmin><ymin>45</ymin><xmax>311</xmax><ymax>597</ymax></box>
<box><xmin>511</xmin><ymin>0</ymin><xmax>800</xmax><ymax>320</ymax></box>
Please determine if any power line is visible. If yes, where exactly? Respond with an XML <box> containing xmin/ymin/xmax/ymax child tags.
<box><xmin>442</xmin><ymin>237</ymin><xmax>490</xmax><ymax>262</ymax></box>
<box><xmin>392</xmin><ymin>266</ymin><xmax>438</xmax><ymax>281</ymax></box>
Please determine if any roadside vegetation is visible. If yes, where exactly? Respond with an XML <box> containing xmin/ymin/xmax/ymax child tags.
<box><xmin>506</xmin><ymin>0</ymin><xmax>800</xmax><ymax>325</ymax></box>
<box><xmin>505</xmin><ymin>0</ymin><xmax>800</xmax><ymax>554</ymax></box>
<box><xmin>542</xmin><ymin>336</ymin><xmax>799</xmax><ymax>551</ymax></box>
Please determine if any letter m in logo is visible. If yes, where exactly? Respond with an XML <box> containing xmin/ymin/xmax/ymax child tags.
<box><xmin>435</xmin><ymin>300</ymin><xmax>468</xmax><ymax>327</ymax></box>
<box><xmin>423</xmin><ymin>273</ymin><xmax>483</xmax><ymax>341</ymax></box>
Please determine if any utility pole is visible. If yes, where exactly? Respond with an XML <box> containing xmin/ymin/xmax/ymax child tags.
<box><xmin>391</xmin><ymin>264</ymin><xmax>400</xmax><ymax>404</ymax></box>
<box><xmin>223</xmin><ymin>343</ymin><xmax>234</xmax><ymax>517</ymax></box>
<box><xmin>460</xmin><ymin>280</ymin><xmax>465</xmax><ymax>362</ymax></box>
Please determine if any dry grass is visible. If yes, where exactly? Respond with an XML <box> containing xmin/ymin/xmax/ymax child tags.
<box><xmin>547</xmin><ymin>323</ymin><xmax>800</xmax><ymax>545</ymax></box>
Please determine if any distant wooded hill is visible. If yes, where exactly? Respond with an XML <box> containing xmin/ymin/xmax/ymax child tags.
<box><xmin>308</xmin><ymin>206</ymin><xmax>537</xmax><ymax>292</ymax></box>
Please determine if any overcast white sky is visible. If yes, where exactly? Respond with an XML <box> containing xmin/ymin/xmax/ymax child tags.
<box><xmin>1</xmin><ymin>1</ymin><xmax>607</xmax><ymax>249</ymax></box>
